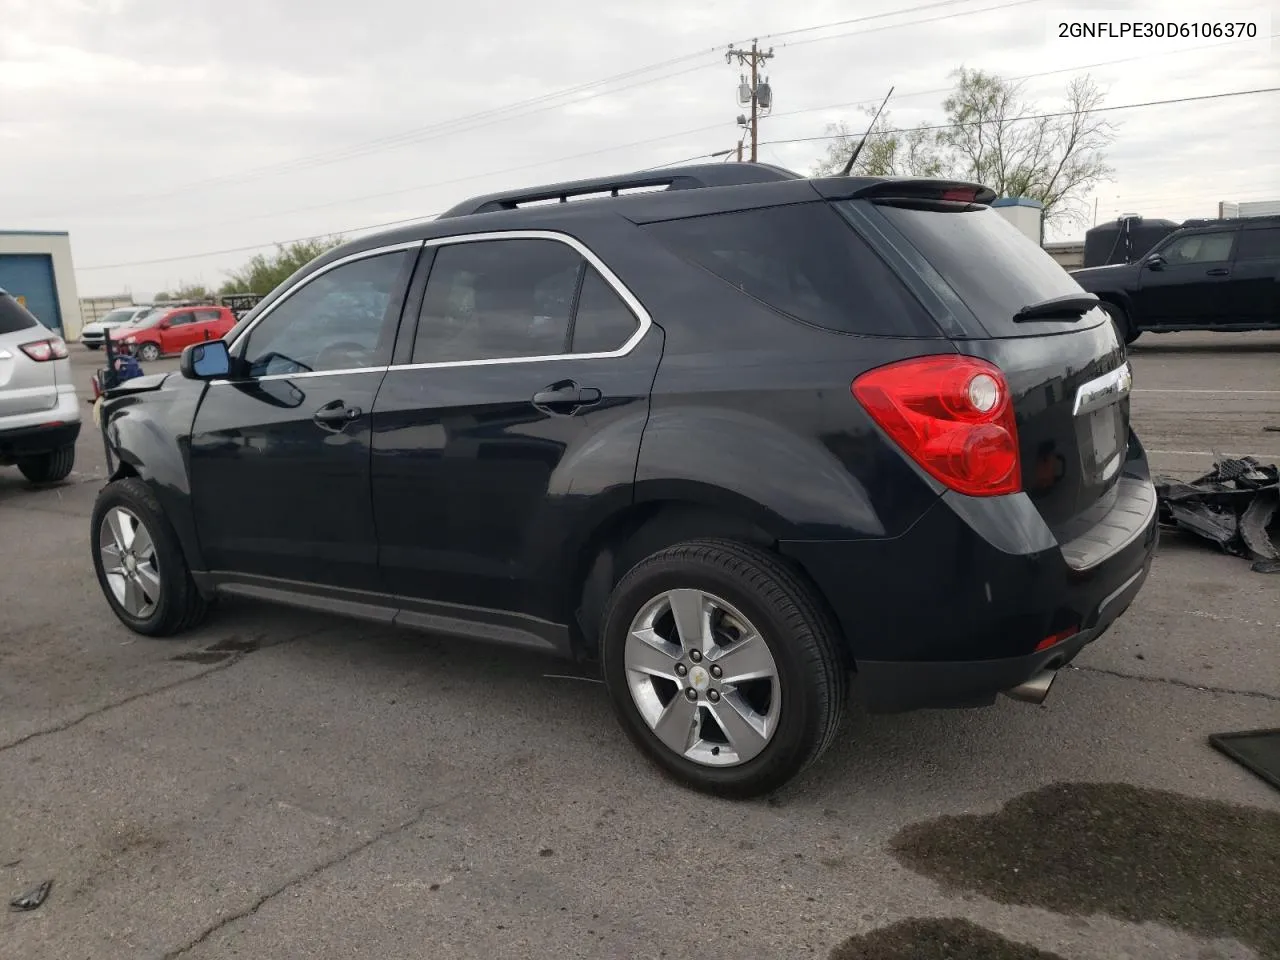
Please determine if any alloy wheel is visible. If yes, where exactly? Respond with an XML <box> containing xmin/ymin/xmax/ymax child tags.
<box><xmin>623</xmin><ymin>589</ymin><xmax>781</xmax><ymax>767</ymax></box>
<box><xmin>98</xmin><ymin>506</ymin><xmax>162</xmax><ymax>619</ymax></box>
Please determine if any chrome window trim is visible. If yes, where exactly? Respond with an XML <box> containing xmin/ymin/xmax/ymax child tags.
<box><xmin>387</xmin><ymin>229</ymin><xmax>652</xmax><ymax>372</ymax></box>
<box><xmin>211</xmin><ymin>240</ymin><xmax>425</xmax><ymax>384</ymax></box>
<box><xmin>212</xmin><ymin>230</ymin><xmax>650</xmax><ymax>385</ymax></box>
<box><xmin>1072</xmin><ymin>361</ymin><xmax>1133</xmax><ymax>417</ymax></box>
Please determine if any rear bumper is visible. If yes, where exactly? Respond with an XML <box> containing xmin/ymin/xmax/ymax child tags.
<box><xmin>780</xmin><ymin>445</ymin><xmax>1159</xmax><ymax>713</ymax></box>
<box><xmin>0</xmin><ymin>418</ymin><xmax>81</xmax><ymax>462</ymax></box>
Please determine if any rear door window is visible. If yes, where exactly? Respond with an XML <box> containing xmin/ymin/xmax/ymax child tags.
<box><xmin>0</xmin><ymin>293</ymin><xmax>40</xmax><ymax>335</ymax></box>
<box><xmin>643</xmin><ymin>202</ymin><xmax>940</xmax><ymax>337</ymax></box>
<box><xmin>571</xmin><ymin>267</ymin><xmax>639</xmax><ymax>353</ymax></box>
<box><xmin>866</xmin><ymin>202</ymin><xmax>1104</xmax><ymax>337</ymax></box>
<box><xmin>1235</xmin><ymin>227</ymin><xmax>1280</xmax><ymax>261</ymax></box>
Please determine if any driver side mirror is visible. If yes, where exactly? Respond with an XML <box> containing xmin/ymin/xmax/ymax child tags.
<box><xmin>181</xmin><ymin>340</ymin><xmax>231</xmax><ymax>380</ymax></box>
<box><xmin>1144</xmin><ymin>254</ymin><xmax>1166</xmax><ymax>271</ymax></box>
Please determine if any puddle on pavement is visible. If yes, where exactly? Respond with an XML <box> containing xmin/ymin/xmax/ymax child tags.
<box><xmin>890</xmin><ymin>783</ymin><xmax>1280</xmax><ymax>959</ymax></box>
<box><xmin>830</xmin><ymin>918</ymin><xmax>1066</xmax><ymax>960</ymax></box>
<box><xmin>170</xmin><ymin>634</ymin><xmax>261</xmax><ymax>664</ymax></box>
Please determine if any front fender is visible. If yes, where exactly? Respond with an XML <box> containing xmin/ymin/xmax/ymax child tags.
<box><xmin>103</xmin><ymin>381</ymin><xmax>208</xmax><ymax>572</ymax></box>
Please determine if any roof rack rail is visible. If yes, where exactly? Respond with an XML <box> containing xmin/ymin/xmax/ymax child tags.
<box><xmin>437</xmin><ymin>162</ymin><xmax>801</xmax><ymax>219</ymax></box>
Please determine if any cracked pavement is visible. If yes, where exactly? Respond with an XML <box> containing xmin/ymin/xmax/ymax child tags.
<box><xmin>2</xmin><ymin>334</ymin><xmax>1278</xmax><ymax>960</ymax></box>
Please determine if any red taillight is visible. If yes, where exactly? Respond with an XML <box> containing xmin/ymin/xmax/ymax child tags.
<box><xmin>20</xmin><ymin>338</ymin><xmax>68</xmax><ymax>362</ymax></box>
<box><xmin>852</xmin><ymin>355</ymin><xmax>1022</xmax><ymax>497</ymax></box>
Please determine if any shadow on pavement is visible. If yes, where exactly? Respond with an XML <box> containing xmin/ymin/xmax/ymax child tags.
<box><xmin>830</xmin><ymin>918</ymin><xmax>1066</xmax><ymax>960</ymax></box>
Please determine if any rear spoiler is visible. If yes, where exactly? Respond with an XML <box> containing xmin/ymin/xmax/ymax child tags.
<box><xmin>810</xmin><ymin>177</ymin><xmax>997</xmax><ymax>206</ymax></box>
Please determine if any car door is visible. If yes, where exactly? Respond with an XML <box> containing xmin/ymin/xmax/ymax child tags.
<box><xmin>168</xmin><ymin>310</ymin><xmax>206</xmax><ymax>352</ymax></box>
<box><xmin>188</xmin><ymin>244</ymin><xmax>417</xmax><ymax>593</ymax></box>
<box><xmin>370</xmin><ymin>233</ymin><xmax>662</xmax><ymax>634</ymax></box>
<box><xmin>1135</xmin><ymin>228</ymin><xmax>1238</xmax><ymax>326</ymax></box>
<box><xmin>189</xmin><ymin>308</ymin><xmax>225</xmax><ymax>346</ymax></box>
<box><xmin>1229</xmin><ymin>224</ymin><xmax>1280</xmax><ymax>326</ymax></box>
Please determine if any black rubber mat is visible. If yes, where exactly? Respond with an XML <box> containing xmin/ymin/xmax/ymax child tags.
<box><xmin>1210</xmin><ymin>729</ymin><xmax>1280</xmax><ymax>791</ymax></box>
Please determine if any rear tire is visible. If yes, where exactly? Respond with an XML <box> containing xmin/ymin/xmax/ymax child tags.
<box><xmin>18</xmin><ymin>444</ymin><xmax>75</xmax><ymax>483</ymax></box>
<box><xmin>1103</xmin><ymin>302</ymin><xmax>1140</xmax><ymax>345</ymax></box>
<box><xmin>91</xmin><ymin>477</ymin><xmax>209</xmax><ymax>636</ymax></box>
<box><xmin>137</xmin><ymin>342</ymin><xmax>161</xmax><ymax>361</ymax></box>
<box><xmin>600</xmin><ymin>538</ymin><xmax>847</xmax><ymax>799</ymax></box>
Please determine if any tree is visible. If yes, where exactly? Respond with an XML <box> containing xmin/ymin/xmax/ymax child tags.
<box><xmin>812</xmin><ymin>110</ymin><xmax>944</xmax><ymax>179</ymax></box>
<box><xmin>810</xmin><ymin>70</ymin><xmax>1115</xmax><ymax>226</ymax></box>
<box><xmin>218</xmin><ymin>237</ymin><xmax>344</xmax><ymax>296</ymax></box>
<box><xmin>155</xmin><ymin>282</ymin><xmax>214</xmax><ymax>302</ymax></box>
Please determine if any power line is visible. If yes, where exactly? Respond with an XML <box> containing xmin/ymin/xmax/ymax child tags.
<box><xmin>765</xmin><ymin>32</ymin><xmax>1277</xmax><ymax>123</ymax></box>
<box><xmin>742</xmin><ymin>0</ymin><xmax>1019</xmax><ymax>44</ymax></box>
<box><xmin>759</xmin><ymin>86</ymin><xmax>1280</xmax><ymax>147</ymax></box>
<box><xmin>113</xmin><ymin>33</ymin><xmax>1272</xmax><ymax>237</ymax></box>
<box><xmin>79</xmin><ymin>214</ymin><xmax>443</xmax><ymax>271</ymax></box>
<box><xmin>774</xmin><ymin>0</ymin><xmax>1045</xmax><ymax>50</ymax></box>
<box><xmin>32</xmin><ymin>0</ymin><xmax>1056</xmax><ymax>220</ymax></box>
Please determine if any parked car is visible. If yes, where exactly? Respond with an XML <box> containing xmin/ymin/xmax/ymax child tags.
<box><xmin>1</xmin><ymin>288</ymin><xmax>80</xmax><ymax>482</ymax></box>
<box><xmin>79</xmin><ymin>305</ymin><xmax>154</xmax><ymax>350</ymax></box>
<box><xmin>90</xmin><ymin>164</ymin><xmax>1157</xmax><ymax>797</ymax></box>
<box><xmin>1071</xmin><ymin>215</ymin><xmax>1280</xmax><ymax>343</ymax></box>
<box><xmin>109</xmin><ymin>304</ymin><xmax>237</xmax><ymax>361</ymax></box>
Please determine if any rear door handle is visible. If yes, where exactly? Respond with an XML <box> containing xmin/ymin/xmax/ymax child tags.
<box><xmin>531</xmin><ymin>381</ymin><xmax>602</xmax><ymax>414</ymax></box>
<box><xmin>313</xmin><ymin>399</ymin><xmax>362</xmax><ymax>424</ymax></box>
<box><xmin>1206</xmin><ymin>267</ymin><xmax>1231</xmax><ymax>277</ymax></box>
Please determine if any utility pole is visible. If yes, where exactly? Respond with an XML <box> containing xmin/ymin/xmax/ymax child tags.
<box><xmin>726</xmin><ymin>40</ymin><xmax>774</xmax><ymax>162</ymax></box>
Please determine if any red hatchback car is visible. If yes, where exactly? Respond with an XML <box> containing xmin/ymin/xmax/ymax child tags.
<box><xmin>110</xmin><ymin>305</ymin><xmax>237</xmax><ymax>361</ymax></box>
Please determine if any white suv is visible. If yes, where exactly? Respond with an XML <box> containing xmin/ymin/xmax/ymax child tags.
<box><xmin>0</xmin><ymin>289</ymin><xmax>80</xmax><ymax>483</ymax></box>
<box><xmin>80</xmin><ymin>304</ymin><xmax>154</xmax><ymax>350</ymax></box>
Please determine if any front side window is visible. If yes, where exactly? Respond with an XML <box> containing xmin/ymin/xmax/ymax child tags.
<box><xmin>413</xmin><ymin>239</ymin><xmax>583</xmax><ymax>363</ymax></box>
<box><xmin>1160</xmin><ymin>231</ymin><xmax>1235</xmax><ymax>265</ymax></box>
<box><xmin>241</xmin><ymin>251</ymin><xmax>411</xmax><ymax>377</ymax></box>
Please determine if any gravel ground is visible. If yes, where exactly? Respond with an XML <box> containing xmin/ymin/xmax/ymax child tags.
<box><xmin>1</xmin><ymin>332</ymin><xmax>1278</xmax><ymax>960</ymax></box>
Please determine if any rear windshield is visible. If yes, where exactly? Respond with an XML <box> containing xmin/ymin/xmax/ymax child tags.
<box><xmin>871</xmin><ymin>203</ymin><xmax>1103</xmax><ymax>336</ymax></box>
<box><xmin>642</xmin><ymin>202</ymin><xmax>941</xmax><ymax>337</ymax></box>
<box><xmin>0</xmin><ymin>293</ymin><xmax>41</xmax><ymax>335</ymax></box>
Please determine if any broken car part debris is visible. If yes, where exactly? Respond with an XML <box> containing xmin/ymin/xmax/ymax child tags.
<box><xmin>9</xmin><ymin>878</ymin><xmax>53</xmax><ymax>911</ymax></box>
<box><xmin>1155</xmin><ymin>457</ymin><xmax>1280</xmax><ymax>573</ymax></box>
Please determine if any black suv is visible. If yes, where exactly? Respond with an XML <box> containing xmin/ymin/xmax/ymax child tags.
<box><xmin>91</xmin><ymin>164</ymin><xmax>1157</xmax><ymax>797</ymax></box>
<box><xmin>1071</xmin><ymin>215</ymin><xmax>1280</xmax><ymax>343</ymax></box>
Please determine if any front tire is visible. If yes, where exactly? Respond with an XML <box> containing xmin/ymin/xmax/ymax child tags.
<box><xmin>91</xmin><ymin>477</ymin><xmax>209</xmax><ymax>636</ymax></box>
<box><xmin>137</xmin><ymin>342</ymin><xmax>161</xmax><ymax>361</ymax></box>
<box><xmin>18</xmin><ymin>444</ymin><xmax>75</xmax><ymax>483</ymax></box>
<box><xmin>600</xmin><ymin>539</ymin><xmax>847</xmax><ymax>799</ymax></box>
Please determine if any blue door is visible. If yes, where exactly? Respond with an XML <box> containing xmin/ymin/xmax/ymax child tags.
<box><xmin>0</xmin><ymin>254</ymin><xmax>62</xmax><ymax>333</ymax></box>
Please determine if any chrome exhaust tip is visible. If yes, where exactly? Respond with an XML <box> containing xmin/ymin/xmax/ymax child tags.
<box><xmin>1004</xmin><ymin>669</ymin><xmax>1056</xmax><ymax>705</ymax></box>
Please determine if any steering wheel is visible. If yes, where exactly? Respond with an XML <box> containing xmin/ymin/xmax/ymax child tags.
<box><xmin>313</xmin><ymin>341</ymin><xmax>371</xmax><ymax>370</ymax></box>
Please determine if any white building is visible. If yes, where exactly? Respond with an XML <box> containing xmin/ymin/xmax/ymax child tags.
<box><xmin>0</xmin><ymin>230</ymin><xmax>84</xmax><ymax>340</ymax></box>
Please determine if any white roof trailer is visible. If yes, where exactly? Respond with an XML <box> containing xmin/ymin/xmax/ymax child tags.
<box><xmin>1219</xmin><ymin>199</ymin><xmax>1280</xmax><ymax>219</ymax></box>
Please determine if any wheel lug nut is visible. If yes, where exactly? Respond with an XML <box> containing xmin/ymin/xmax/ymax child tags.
<box><xmin>689</xmin><ymin>650</ymin><xmax>703</xmax><ymax>663</ymax></box>
<box><xmin>675</xmin><ymin>663</ymin><xmax>687</xmax><ymax>677</ymax></box>
<box><xmin>684</xmin><ymin>688</ymin><xmax>698</xmax><ymax>702</ymax></box>
<box><xmin>708</xmin><ymin>689</ymin><xmax>720</xmax><ymax>703</ymax></box>
<box><xmin>710</xmin><ymin>665</ymin><xmax>722</xmax><ymax>679</ymax></box>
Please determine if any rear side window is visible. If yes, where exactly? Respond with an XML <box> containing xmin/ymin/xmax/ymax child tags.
<box><xmin>643</xmin><ymin>202</ymin><xmax>939</xmax><ymax>337</ymax></box>
<box><xmin>195</xmin><ymin>308</ymin><xmax>222</xmax><ymax>322</ymax></box>
<box><xmin>871</xmin><ymin>203</ymin><xmax>1097</xmax><ymax>336</ymax></box>
<box><xmin>0</xmin><ymin>293</ymin><xmax>40</xmax><ymax>335</ymax></box>
<box><xmin>1236</xmin><ymin>227</ymin><xmax>1280</xmax><ymax>261</ymax></box>
<box><xmin>571</xmin><ymin>268</ymin><xmax>639</xmax><ymax>353</ymax></box>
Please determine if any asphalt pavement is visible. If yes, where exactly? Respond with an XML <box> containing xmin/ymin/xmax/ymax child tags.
<box><xmin>1</xmin><ymin>334</ymin><xmax>1278</xmax><ymax>960</ymax></box>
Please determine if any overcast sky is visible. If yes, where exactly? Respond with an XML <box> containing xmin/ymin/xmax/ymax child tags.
<box><xmin>2</xmin><ymin>0</ymin><xmax>1276</xmax><ymax>297</ymax></box>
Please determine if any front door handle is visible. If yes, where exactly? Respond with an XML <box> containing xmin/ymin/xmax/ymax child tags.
<box><xmin>313</xmin><ymin>399</ymin><xmax>362</xmax><ymax>425</ymax></box>
<box><xmin>531</xmin><ymin>381</ymin><xmax>603</xmax><ymax>414</ymax></box>
<box><xmin>1206</xmin><ymin>267</ymin><xmax>1231</xmax><ymax>277</ymax></box>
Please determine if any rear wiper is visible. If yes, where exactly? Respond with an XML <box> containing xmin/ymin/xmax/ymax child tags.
<box><xmin>1013</xmin><ymin>294</ymin><xmax>1100</xmax><ymax>323</ymax></box>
